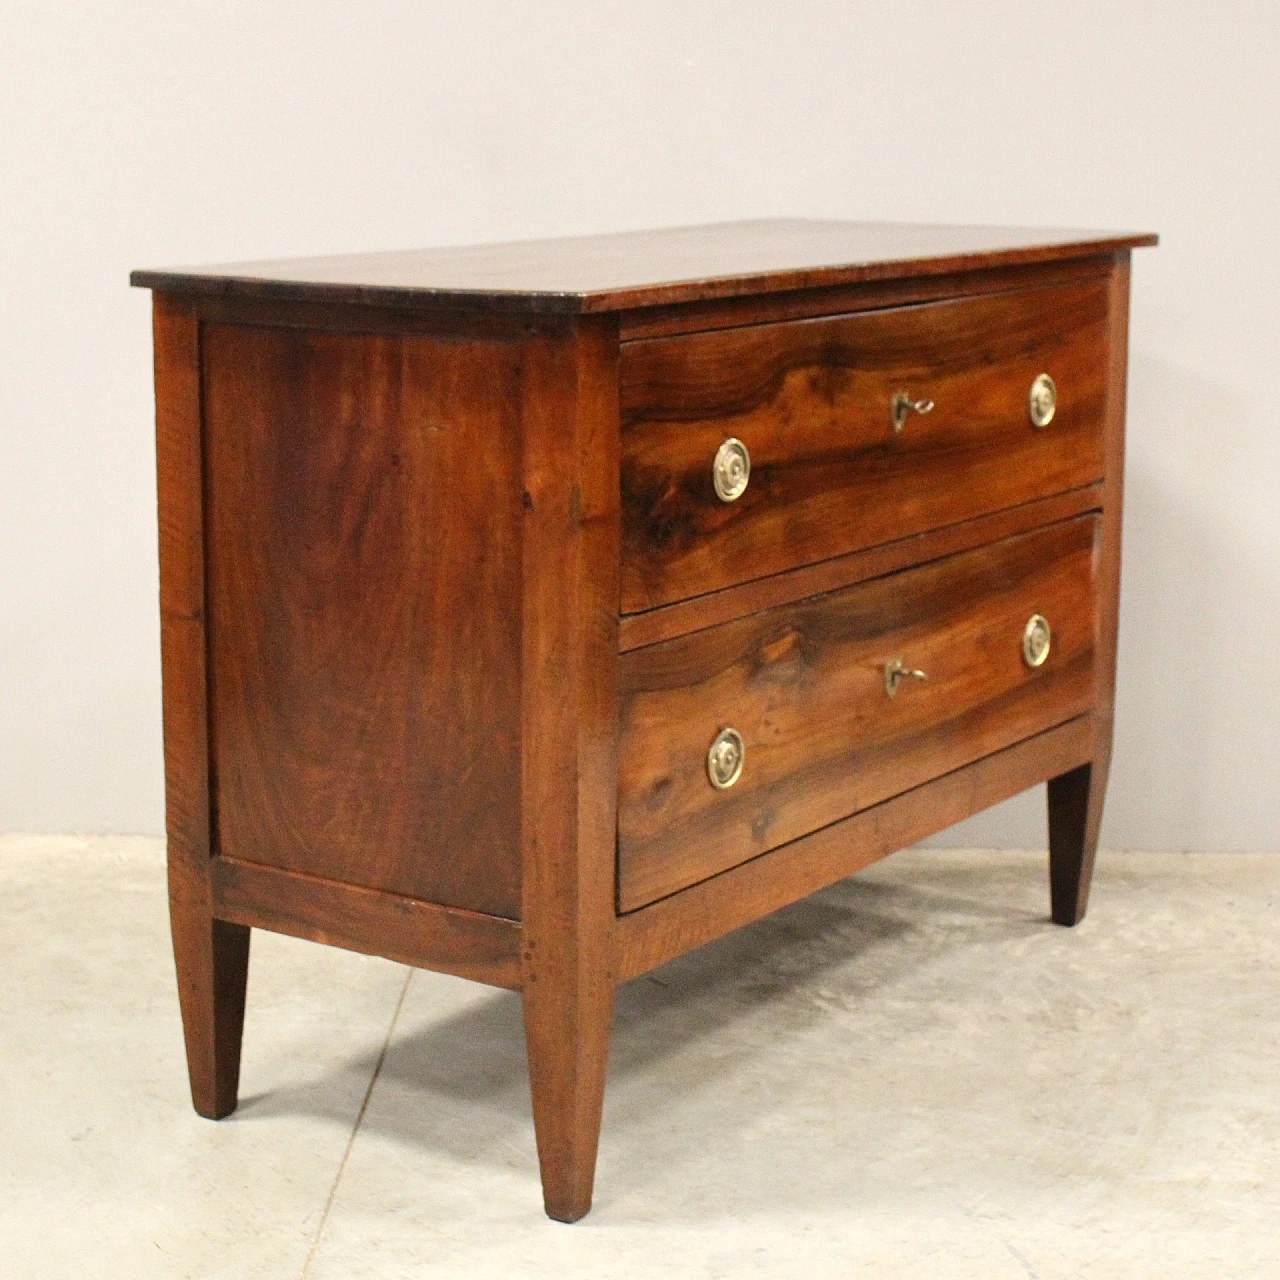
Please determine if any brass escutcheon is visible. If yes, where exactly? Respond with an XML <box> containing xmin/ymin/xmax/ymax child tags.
<box><xmin>1029</xmin><ymin>373</ymin><xmax>1057</xmax><ymax>428</ymax></box>
<box><xmin>712</xmin><ymin>437</ymin><xmax>751</xmax><ymax>502</ymax></box>
<box><xmin>1022</xmin><ymin>614</ymin><xmax>1051</xmax><ymax>668</ymax></box>
<box><xmin>706</xmin><ymin>727</ymin><xmax>745</xmax><ymax>789</ymax></box>
<box><xmin>884</xmin><ymin>657</ymin><xmax>928</xmax><ymax>697</ymax></box>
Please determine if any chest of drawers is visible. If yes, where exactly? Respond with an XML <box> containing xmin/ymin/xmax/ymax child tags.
<box><xmin>133</xmin><ymin>219</ymin><xmax>1155</xmax><ymax>1221</ymax></box>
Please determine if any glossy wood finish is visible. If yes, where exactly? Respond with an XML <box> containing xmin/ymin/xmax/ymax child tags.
<box><xmin>621</xmin><ymin>277</ymin><xmax>1108</xmax><ymax>612</ymax></box>
<box><xmin>202</xmin><ymin>322</ymin><xmax>524</xmax><ymax>917</ymax></box>
<box><xmin>616</xmin><ymin>254</ymin><xmax>1114</xmax><ymax>341</ymax></box>
<box><xmin>132</xmin><ymin>218</ymin><xmax>1156</xmax><ymax>315</ymax></box>
<box><xmin>616</xmin><ymin>714</ymin><xmax>1095</xmax><ymax>981</ymax></box>
<box><xmin>618</xmin><ymin>516</ymin><xmax>1100</xmax><ymax>911</ymax></box>
<box><xmin>618</xmin><ymin>484</ymin><xmax>1102</xmax><ymax>652</ymax></box>
<box><xmin>140</xmin><ymin>223</ymin><xmax>1152</xmax><ymax>1222</ymax></box>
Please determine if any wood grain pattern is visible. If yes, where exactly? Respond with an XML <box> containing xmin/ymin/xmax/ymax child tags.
<box><xmin>136</xmin><ymin>224</ymin><xmax>1153</xmax><ymax>1223</ymax></box>
<box><xmin>621</xmin><ymin>276</ymin><xmax>1108</xmax><ymax>612</ymax></box>
<box><xmin>517</xmin><ymin>317</ymin><xmax>621</xmax><ymax>1223</ymax></box>
<box><xmin>191</xmin><ymin>293</ymin><xmax>532</xmax><ymax>340</ymax></box>
<box><xmin>615</xmin><ymin>715</ymin><xmax>1095</xmax><ymax>981</ymax></box>
<box><xmin>152</xmin><ymin>295</ymin><xmax>251</xmax><ymax>1119</ymax></box>
<box><xmin>201</xmin><ymin>321</ymin><xmax>524</xmax><ymax>918</ymax></box>
<box><xmin>1049</xmin><ymin>252</ymin><xmax>1133</xmax><ymax>925</ymax></box>
<box><xmin>131</xmin><ymin>218</ymin><xmax>1156</xmax><ymax>315</ymax></box>
<box><xmin>616</xmin><ymin>254</ymin><xmax>1114</xmax><ymax>341</ymax></box>
<box><xmin>618</xmin><ymin>515</ymin><xmax>1100</xmax><ymax>911</ymax></box>
<box><xmin>618</xmin><ymin>484</ymin><xmax>1102</xmax><ymax>652</ymax></box>
<box><xmin>211</xmin><ymin>856</ymin><xmax>522</xmax><ymax>988</ymax></box>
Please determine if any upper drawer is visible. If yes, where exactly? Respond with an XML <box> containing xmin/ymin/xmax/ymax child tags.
<box><xmin>620</xmin><ymin>276</ymin><xmax>1110</xmax><ymax>614</ymax></box>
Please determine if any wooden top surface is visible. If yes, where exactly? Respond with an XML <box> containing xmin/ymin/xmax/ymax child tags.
<box><xmin>131</xmin><ymin>218</ymin><xmax>1157</xmax><ymax>315</ymax></box>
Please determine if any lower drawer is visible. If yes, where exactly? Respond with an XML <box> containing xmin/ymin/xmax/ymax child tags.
<box><xmin>617</xmin><ymin>514</ymin><xmax>1099</xmax><ymax>911</ymax></box>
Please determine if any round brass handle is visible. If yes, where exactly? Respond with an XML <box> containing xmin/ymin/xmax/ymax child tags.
<box><xmin>1022</xmin><ymin>614</ymin><xmax>1051</xmax><ymax>668</ymax></box>
<box><xmin>1029</xmin><ymin>373</ymin><xmax>1057</xmax><ymax>428</ymax></box>
<box><xmin>707</xmin><ymin>727</ymin><xmax>745</xmax><ymax>789</ymax></box>
<box><xmin>884</xmin><ymin>657</ymin><xmax>928</xmax><ymax>698</ymax></box>
<box><xmin>891</xmin><ymin>392</ymin><xmax>934</xmax><ymax>433</ymax></box>
<box><xmin>712</xmin><ymin>437</ymin><xmax>751</xmax><ymax>502</ymax></box>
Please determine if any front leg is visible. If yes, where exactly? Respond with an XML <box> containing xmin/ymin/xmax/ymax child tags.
<box><xmin>1047</xmin><ymin>753</ymin><xmax>1110</xmax><ymax>926</ymax></box>
<box><xmin>523</xmin><ymin>969</ymin><xmax>614</xmax><ymax>1222</ymax></box>
<box><xmin>517</xmin><ymin>317</ymin><xmax>621</xmax><ymax>1220</ymax></box>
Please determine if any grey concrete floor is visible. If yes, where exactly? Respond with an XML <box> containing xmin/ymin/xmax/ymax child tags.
<box><xmin>2</xmin><ymin>835</ymin><xmax>1277</xmax><ymax>1278</ymax></box>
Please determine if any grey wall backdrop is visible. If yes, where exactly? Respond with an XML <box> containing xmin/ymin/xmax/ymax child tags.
<box><xmin>2</xmin><ymin>2</ymin><xmax>1277</xmax><ymax>850</ymax></box>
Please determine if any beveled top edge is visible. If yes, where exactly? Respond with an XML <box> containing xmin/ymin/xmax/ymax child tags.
<box><xmin>131</xmin><ymin>218</ymin><xmax>1158</xmax><ymax>314</ymax></box>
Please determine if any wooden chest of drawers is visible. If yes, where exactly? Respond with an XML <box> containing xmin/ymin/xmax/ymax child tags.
<box><xmin>133</xmin><ymin>219</ymin><xmax>1155</xmax><ymax>1221</ymax></box>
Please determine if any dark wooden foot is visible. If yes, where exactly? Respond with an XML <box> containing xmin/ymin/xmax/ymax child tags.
<box><xmin>169</xmin><ymin>881</ymin><xmax>250</xmax><ymax>1119</ymax></box>
<box><xmin>522</xmin><ymin>977</ymin><xmax>614</xmax><ymax>1222</ymax></box>
<box><xmin>1047</xmin><ymin>758</ymin><xmax>1109</xmax><ymax>926</ymax></box>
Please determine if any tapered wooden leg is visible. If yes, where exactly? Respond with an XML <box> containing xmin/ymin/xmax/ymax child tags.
<box><xmin>517</xmin><ymin>318</ymin><xmax>620</xmax><ymax>1222</ymax></box>
<box><xmin>153</xmin><ymin>295</ymin><xmax>250</xmax><ymax>1119</ymax></box>
<box><xmin>1050</xmin><ymin>254</ymin><xmax>1130</xmax><ymax>928</ymax></box>
<box><xmin>1048</xmin><ymin>756</ymin><xmax>1110</xmax><ymax>926</ymax></box>
<box><xmin>522</xmin><ymin>976</ymin><xmax>614</xmax><ymax>1222</ymax></box>
<box><xmin>169</xmin><ymin>878</ymin><xmax>250</xmax><ymax>1119</ymax></box>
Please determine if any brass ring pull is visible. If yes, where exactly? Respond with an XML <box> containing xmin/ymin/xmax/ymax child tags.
<box><xmin>712</xmin><ymin>437</ymin><xmax>751</xmax><ymax>502</ymax></box>
<box><xmin>891</xmin><ymin>392</ymin><xmax>934</xmax><ymax>433</ymax></box>
<box><xmin>1022</xmin><ymin>614</ymin><xmax>1051</xmax><ymax>668</ymax></box>
<box><xmin>707</xmin><ymin>727</ymin><xmax>745</xmax><ymax>789</ymax></box>
<box><xmin>1029</xmin><ymin>373</ymin><xmax>1056</xmax><ymax>428</ymax></box>
<box><xmin>884</xmin><ymin>657</ymin><xmax>928</xmax><ymax>697</ymax></box>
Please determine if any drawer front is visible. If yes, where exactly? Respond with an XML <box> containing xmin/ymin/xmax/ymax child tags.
<box><xmin>620</xmin><ymin>277</ymin><xmax>1109</xmax><ymax>614</ymax></box>
<box><xmin>617</xmin><ymin>515</ymin><xmax>1099</xmax><ymax>911</ymax></box>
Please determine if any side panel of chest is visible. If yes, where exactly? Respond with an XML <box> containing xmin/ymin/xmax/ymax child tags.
<box><xmin>201</xmin><ymin>321</ymin><xmax>525</xmax><ymax>917</ymax></box>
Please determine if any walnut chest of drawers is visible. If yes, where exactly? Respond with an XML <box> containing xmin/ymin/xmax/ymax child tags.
<box><xmin>133</xmin><ymin>218</ymin><xmax>1156</xmax><ymax>1221</ymax></box>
